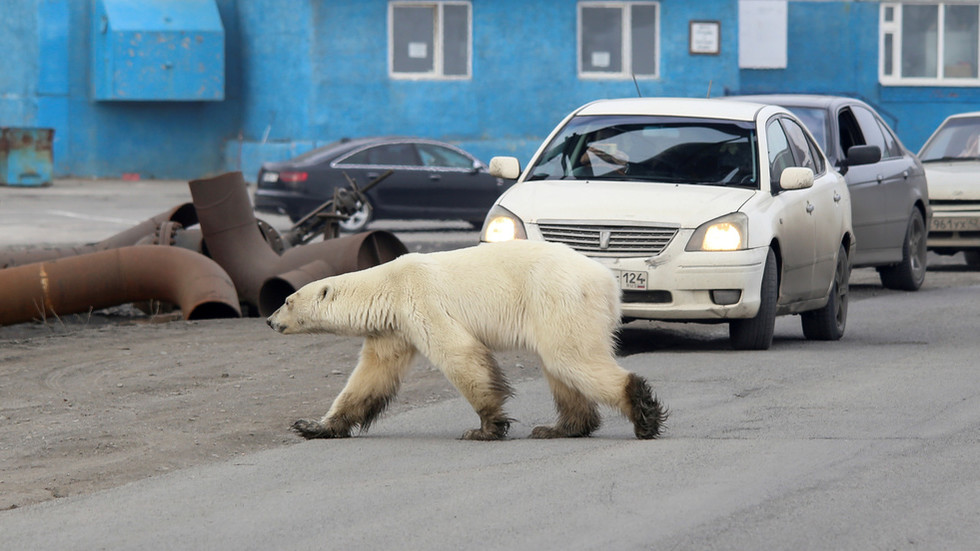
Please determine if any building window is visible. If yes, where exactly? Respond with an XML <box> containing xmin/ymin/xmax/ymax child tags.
<box><xmin>880</xmin><ymin>2</ymin><xmax>980</xmax><ymax>85</ymax></box>
<box><xmin>389</xmin><ymin>2</ymin><xmax>470</xmax><ymax>79</ymax></box>
<box><xmin>579</xmin><ymin>2</ymin><xmax>660</xmax><ymax>79</ymax></box>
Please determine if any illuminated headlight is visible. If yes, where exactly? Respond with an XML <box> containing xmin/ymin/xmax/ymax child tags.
<box><xmin>480</xmin><ymin>205</ymin><xmax>527</xmax><ymax>242</ymax></box>
<box><xmin>686</xmin><ymin>213</ymin><xmax>748</xmax><ymax>251</ymax></box>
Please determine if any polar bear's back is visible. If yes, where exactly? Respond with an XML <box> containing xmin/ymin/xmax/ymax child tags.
<box><xmin>395</xmin><ymin>240</ymin><xmax>621</xmax><ymax>352</ymax></box>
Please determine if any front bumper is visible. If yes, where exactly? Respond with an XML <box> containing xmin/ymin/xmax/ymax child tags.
<box><xmin>528</xmin><ymin>225</ymin><xmax>769</xmax><ymax>321</ymax></box>
<box><xmin>927</xmin><ymin>204</ymin><xmax>980</xmax><ymax>250</ymax></box>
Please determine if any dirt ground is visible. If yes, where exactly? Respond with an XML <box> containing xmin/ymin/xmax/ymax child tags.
<box><xmin>0</xmin><ymin>309</ymin><xmax>542</xmax><ymax>511</ymax></box>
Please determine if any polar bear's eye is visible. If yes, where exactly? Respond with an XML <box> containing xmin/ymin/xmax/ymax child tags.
<box><xmin>319</xmin><ymin>286</ymin><xmax>330</xmax><ymax>302</ymax></box>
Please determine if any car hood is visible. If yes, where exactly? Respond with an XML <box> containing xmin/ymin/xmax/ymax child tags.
<box><xmin>922</xmin><ymin>162</ymin><xmax>980</xmax><ymax>200</ymax></box>
<box><xmin>498</xmin><ymin>180</ymin><xmax>756</xmax><ymax>227</ymax></box>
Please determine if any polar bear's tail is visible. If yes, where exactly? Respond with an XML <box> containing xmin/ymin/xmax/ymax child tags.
<box><xmin>625</xmin><ymin>373</ymin><xmax>668</xmax><ymax>439</ymax></box>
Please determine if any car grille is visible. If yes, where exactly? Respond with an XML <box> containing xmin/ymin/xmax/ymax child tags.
<box><xmin>537</xmin><ymin>223</ymin><xmax>678</xmax><ymax>257</ymax></box>
<box><xmin>930</xmin><ymin>200</ymin><xmax>980</xmax><ymax>212</ymax></box>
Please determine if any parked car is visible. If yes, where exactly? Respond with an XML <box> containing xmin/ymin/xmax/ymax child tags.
<box><xmin>254</xmin><ymin>137</ymin><xmax>513</xmax><ymax>232</ymax></box>
<box><xmin>917</xmin><ymin>112</ymin><xmax>980</xmax><ymax>268</ymax></box>
<box><xmin>729</xmin><ymin>94</ymin><xmax>931</xmax><ymax>290</ymax></box>
<box><xmin>482</xmin><ymin>97</ymin><xmax>854</xmax><ymax>350</ymax></box>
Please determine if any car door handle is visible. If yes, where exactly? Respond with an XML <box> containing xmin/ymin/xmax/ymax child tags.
<box><xmin>903</xmin><ymin>170</ymin><xmax>910</xmax><ymax>180</ymax></box>
<box><xmin>367</xmin><ymin>172</ymin><xmax>380</xmax><ymax>179</ymax></box>
<box><xmin>806</xmin><ymin>202</ymin><xmax>815</xmax><ymax>214</ymax></box>
<box><xmin>876</xmin><ymin>174</ymin><xmax>884</xmax><ymax>184</ymax></box>
<box><xmin>833</xmin><ymin>191</ymin><xmax>842</xmax><ymax>203</ymax></box>
<box><xmin>429</xmin><ymin>174</ymin><xmax>441</xmax><ymax>181</ymax></box>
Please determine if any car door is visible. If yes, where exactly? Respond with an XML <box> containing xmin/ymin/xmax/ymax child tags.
<box><xmin>837</xmin><ymin>106</ymin><xmax>911</xmax><ymax>265</ymax></box>
<box><xmin>766</xmin><ymin>118</ymin><xmax>818</xmax><ymax>300</ymax></box>
<box><xmin>781</xmin><ymin>117</ymin><xmax>843</xmax><ymax>295</ymax></box>
<box><xmin>335</xmin><ymin>142</ymin><xmax>429</xmax><ymax>218</ymax></box>
<box><xmin>415</xmin><ymin>143</ymin><xmax>498</xmax><ymax>219</ymax></box>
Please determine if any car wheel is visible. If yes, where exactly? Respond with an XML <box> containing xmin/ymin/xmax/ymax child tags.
<box><xmin>801</xmin><ymin>243</ymin><xmax>850</xmax><ymax>341</ymax></box>
<box><xmin>729</xmin><ymin>247</ymin><xmax>777</xmax><ymax>350</ymax></box>
<box><xmin>878</xmin><ymin>209</ymin><xmax>927</xmax><ymax>291</ymax></box>
<box><xmin>964</xmin><ymin>251</ymin><xmax>980</xmax><ymax>268</ymax></box>
<box><xmin>338</xmin><ymin>200</ymin><xmax>373</xmax><ymax>233</ymax></box>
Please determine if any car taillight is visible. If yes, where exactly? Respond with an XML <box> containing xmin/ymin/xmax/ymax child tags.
<box><xmin>279</xmin><ymin>171</ymin><xmax>308</xmax><ymax>183</ymax></box>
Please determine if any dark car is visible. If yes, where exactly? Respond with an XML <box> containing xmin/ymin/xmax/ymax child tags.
<box><xmin>254</xmin><ymin>136</ymin><xmax>512</xmax><ymax>232</ymax></box>
<box><xmin>729</xmin><ymin>94</ymin><xmax>931</xmax><ymax>290</ymax></box>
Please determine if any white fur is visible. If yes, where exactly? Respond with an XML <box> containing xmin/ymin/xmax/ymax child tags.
<box><xmin>269</xmin><ymin>240</ymin><xmax>662</xmax><ymax>439</ymax></box>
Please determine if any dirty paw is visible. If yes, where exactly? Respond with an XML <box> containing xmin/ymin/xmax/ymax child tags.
<box><xmin>290</xmin><ymin>419</ymin><xmax>350</xmax><ymax>439</ymax></box>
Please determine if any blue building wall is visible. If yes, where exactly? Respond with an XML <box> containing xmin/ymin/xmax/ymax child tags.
<box><xmin>4</xmin><ymin>0</ymin><xmax>980</xmax><ymax>180</ymax></box>
<box><xmin>738</xmin><ymin>0</ymin><xmax>980</xmax><ymax>151</ymax></box>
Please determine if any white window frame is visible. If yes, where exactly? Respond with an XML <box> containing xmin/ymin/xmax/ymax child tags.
<box><xmin>578</xmin><ymin>1</ymin><xmax>661</xmax><ymax>80</ymax></box>
<box><xmin>880</xmin><ymin>2</ymin><xmax>980</xmax><ymax>86</ymax></box>
<box><xmin>388</xmin><ymin>1</ymin><xmax>472</xmax><ymax>80</ymax></box>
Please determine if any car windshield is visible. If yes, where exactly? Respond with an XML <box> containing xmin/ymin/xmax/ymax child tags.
<box><xmin>919</xmin><ymin>116</ymin><xmax>980</xmax><ymax>161</ymax></box>
<box><xmin>525</xmin><ymin>115</ymin><xmax>759</xmax><ymax>188</ymax></box>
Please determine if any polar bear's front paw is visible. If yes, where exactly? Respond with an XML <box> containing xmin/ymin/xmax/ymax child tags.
<box><xmin>291</xmin><ymin>419</ymin><xmax>351</xmax><ymax>439</ymax></box>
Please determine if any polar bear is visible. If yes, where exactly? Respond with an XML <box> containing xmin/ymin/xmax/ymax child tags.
<box><xmin>267</xmin><ymin>240</ymin><xmax>667</xmax><ymax>440</ymax></box>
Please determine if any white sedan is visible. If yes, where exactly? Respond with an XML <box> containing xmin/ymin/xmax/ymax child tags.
<box><xmin>481</xmin><ymin>98</ymin><xmax>854</xmax><ymax>350</ymax></box>
<box><xmin>917</xmin><ymin>111</ymin><xmax>980</xmax><ymax>268</ymax></box>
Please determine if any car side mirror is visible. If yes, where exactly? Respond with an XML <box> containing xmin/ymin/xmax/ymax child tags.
<box><xmin>839</xmin><ymin>144</ymin><xmax>881</xmax><ymax>175</ymax></box>
<box><xmin>489</xmin><ymin>156</ymin><xmax>521</xmax><ymax>180</ymax></box>
<box><xmin>780</xmin><ymin>167</ymin><xmax>814</xmax><ymax>190</ymax></box>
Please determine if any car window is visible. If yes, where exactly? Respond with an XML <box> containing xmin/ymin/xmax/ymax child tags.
<box><xmin>525</xmin><ymin>114</ymin><xmax>759</xmax><ymax>188</ymax></box>
<box><xmin>919</xmin><ymin>116</ymin><xmax>980</xmax><ymax>160</ymax></box>
<box><xmin>780</xmin><ymin>118</ymin><xmax>822</xmax><ymax>173</ymax></box>
<box><xmin>338</xmin><ymin>143</ymin><xmax>420</xmax><ymax>167</ymax></box>
<box><xmin>766</xmin><ymin>119</ymin><xmax>795</xmax><ymax>189</ymax></box>
<box><xmin>838</xmin><ymin>108</ymin><xmax>865</xmax><ymax>158</ymax></box>
<box><xmin>416</xmin><ymin>143</ymin><xmax>475</xmax><ymax>169</ymax></box>
<box><xmin>851</xmin><ymin>106</ymin><xmax>892</xmax><ymax>159</ymax></box>
<box><xmin>785</xmin><ymin>106</ymin><xmax>829</xmax><ymax>153</ymax></box>
<box><xmin>875</xmin><ymin>118</ymin><xmax>905</xmax><ymax>158</ymax></box>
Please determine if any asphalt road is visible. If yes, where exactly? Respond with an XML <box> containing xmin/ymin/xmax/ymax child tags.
<box><xmin>2</xmin><ymin>179</ymin><xmax>980</xmax><ymax>549</ymax></box>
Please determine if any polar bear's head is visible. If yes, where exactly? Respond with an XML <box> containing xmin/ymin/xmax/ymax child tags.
<box><xmin>266</xmin><ymin>272</ymin><xmax>391</xmax><ymax>337</ymax></box>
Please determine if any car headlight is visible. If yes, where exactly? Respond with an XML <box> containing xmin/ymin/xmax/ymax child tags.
<box><xmin>686</xmin><ymin>213</ymin><xmax>748</xmax><ymax>251</ymax></box>
<box><xmin>481</xmin><ymin>205</ymin><xmax>527</xmax><ymax>242</ymax></box>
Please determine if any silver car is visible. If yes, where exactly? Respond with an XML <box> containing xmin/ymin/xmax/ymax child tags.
<box><xmin>918</xmin><ymin>112</ymin><xmax>980</xmax><ymax>268</ymax></box>
<box><xmin>730</xmin><ymin>95</ymin><xmax>931</xmax><ymax>290</ymax></box>
<box><xmin>483</xmin><ymin>98</ymin><xmax>853</xmax><ymax>350</ymax></box>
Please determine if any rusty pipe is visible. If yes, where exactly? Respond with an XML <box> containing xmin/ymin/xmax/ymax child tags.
<box><xmin>0</xmin><ymin>245</ymin><xmax>241</xmax><ymax>326</ymax></box>
<box><xmin>190</xmin><ymin>172</ymin><xmax>406</xmax><ymax>316</ymax></box>
<box><xmin>1</xmin><ymin>203</ymin><xmax>198</xmax><ymax>268</ymax></box>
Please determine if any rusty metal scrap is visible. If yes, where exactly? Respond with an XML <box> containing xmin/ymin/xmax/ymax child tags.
<box><xmin>0</xmin><ymin>246</ymin><xmax>241</xmax><ymax>326</ymax></box>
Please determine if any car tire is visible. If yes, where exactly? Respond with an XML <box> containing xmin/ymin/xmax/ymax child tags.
<box><xmin>729</xmin><ymin>247</ymin><xmax>777</xmax><ymax>351</ymax></box>
<box><xmin>878</xmin><ymin>209</ymin><xmax>927</xmax><ymax>291</ymax></box>
<box><xmin>801</xmin><ymin>243</ymin><xmax>850</xmax><ymax>341</ymax></box>
<box><xmin>338</xmin><ymin>199</ymin><xmax>373</xmax><ymax>233</ymax></box>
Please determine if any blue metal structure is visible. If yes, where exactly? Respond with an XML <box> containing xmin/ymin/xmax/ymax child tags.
<box><xmin>1</xmin><ymin>0</ymin><xmax>979</xmax><ymax>181</ymax></box>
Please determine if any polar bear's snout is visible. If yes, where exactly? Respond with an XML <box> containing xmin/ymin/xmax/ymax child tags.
<box><xmin>267</xmin><ymin>308</ymin><xmax>289</xmax><ymax>333</ymax></box>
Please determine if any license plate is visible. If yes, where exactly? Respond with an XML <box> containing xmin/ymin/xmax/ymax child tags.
<box><xmin>262</xmin><ymin>172</ymin><xmax>279</xmax><ymax>183</ymax></box>
<box><xmin>619</xmin><ymin>270</ymin><xmax>648</xmax><ymax>290</ymax></box>
<box><xmin>931</xmin><ymin>217</ymin><xmax>980</xmax><ymax>232</ymax></box>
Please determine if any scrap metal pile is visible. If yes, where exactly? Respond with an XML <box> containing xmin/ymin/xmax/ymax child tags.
<box><xmin>0</xmin><ymin>171</ymin><xmax>407</xmax><ymax>326</ymax></box>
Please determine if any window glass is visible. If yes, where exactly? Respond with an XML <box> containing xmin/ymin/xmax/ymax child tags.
<box><xmin>902</xmin><ymin>4</ymin><xmax>939</xmax><ymax>78</ymax></box>
<box><xmin>390</xmin><ymin>2</ymin><xmax>470</xmax><ymax>78</ymax></box>
<box><xmin>392</xmin><ymin>6</ymin><xmax>435</xmax><ymax>74</ymax></box>
<box><xmin>785</xmin><ymin>106</ymin><xmax>829</xmax><ymax>153</ymax></box>
<box><xmin>340</xmin><ymin>144</ymin><xmax>420</xmax><ymax>166</ymax></box>
<box><xmin>579</xmin><ymin>2</ymin><xmax>659</xmax><ymax>78</ymax></box>
<box><xmin>919</xmin><ymin>116</ymin><xmax>980</xmax><ymax>160</ymax></box>
<box><xmin>581</xmin><ymin>6</ymin><xmax>624</xmax><ymax>73</ymax></box>
<box><xmin>525</xmin><ymin>114</ymin><xmax>758</xmax><ymax>187</ymax></box>
<box><xmin>631</xmin><ymin>4</ymin><xmax>658</xmax><ymax>75</ymax></box>
<box><xmin>417</xmin><ymin>144</ymin><xmax>474</xmax><ymax>168</ymax></box>
<box><xmin>766</xmin><ymin>119</ymin><xmax>794</xmax><ymax>187</ymax></box>
<box><xmin>781</xmin><ymin>119</ymin><xmax>820</xmax><ymax>173</ymax></box>
<box><xmin>443</xmin><ymin>4</ymin><xmax>469</xmax><ymax>76</ymax></box>
<box><xmin>851</xmin><ymin>106</ymin><xmax>890</xmax><ymax>159</ymax></box>
<box><xmin>945</xmin><ymin>5</ymin><xmax>979</xmax><ymax>78</ymax></box>
<box><xmin>876</xmin><ymin>119</ymin><xmax>904</xmax><ymax>158</ymax></box>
